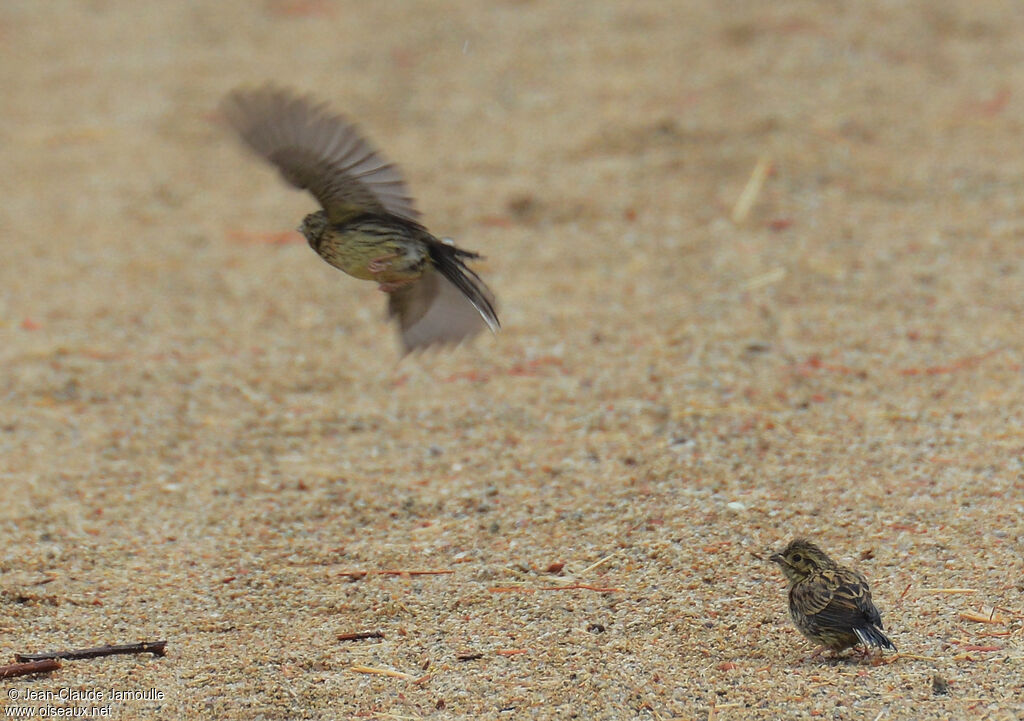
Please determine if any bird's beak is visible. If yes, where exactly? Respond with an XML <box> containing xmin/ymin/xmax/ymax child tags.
<box><xmin>769</xmin><ymin>553</ymin><xmax>784</xmax><ymax>565</ymax></box>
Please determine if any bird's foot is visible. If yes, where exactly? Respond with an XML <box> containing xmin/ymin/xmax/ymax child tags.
<box><xmin>802</xmin><ymin>647</ymin><xmax>846</xmax><ymax>664</ymax></box>
<box><xmin>854</xmin><ymin>646</ymin><xmax>887</xmax><ymax>665</ymax></box>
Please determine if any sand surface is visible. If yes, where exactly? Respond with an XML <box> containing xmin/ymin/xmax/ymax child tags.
<box><xmin>1</xmin><ymin>1</ymin><xmax>1022</xmax><ymax>718</ymax></box>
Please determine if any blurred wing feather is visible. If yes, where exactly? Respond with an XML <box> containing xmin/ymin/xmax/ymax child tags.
<box><xmin>388</xmin><ymin>268</ymin><xmax>495</xmax><ymax>353</ymax></box>
<box><xmin>221</xmin><ymin>85</ymin><xmax>420</xmax><ymax>222</ymax></box>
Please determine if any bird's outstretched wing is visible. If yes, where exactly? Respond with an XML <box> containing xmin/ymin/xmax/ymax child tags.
<box><xmin>221</xmin><ymin>85</ymin><xmax>420</xmax><ymax>223</ymax></box>
<box><xmin>387</xmin><ymin>250</ymin><xmax>498</xmax><ymax>354</ymax></box>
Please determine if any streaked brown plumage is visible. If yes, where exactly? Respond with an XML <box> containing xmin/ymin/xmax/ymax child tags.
<box><xmin>220</xmin><ymin>85</ymin><xmax>498</xmax><ymax>353</ymax></box>
<box><xmin>770</xmin><ymin>539</ymin><xmax>896</xmax><ymax>657</ymax></box>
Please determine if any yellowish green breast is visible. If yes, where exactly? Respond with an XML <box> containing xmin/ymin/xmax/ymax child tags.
<box><xmin>313</xmin><ymin>227</ymin><xmax>428</xmax><ymax>284</ymax></box>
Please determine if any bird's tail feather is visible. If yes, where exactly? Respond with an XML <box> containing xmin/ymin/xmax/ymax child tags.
<box><xmin>854</xmin><ymin>625</ymin><xmax>897</xmax><ymax>651</ymax></box>
<box><xmin>429</xmin><ymin>244</ymin><xmax>499</xmax><ymax>332</ymax></box>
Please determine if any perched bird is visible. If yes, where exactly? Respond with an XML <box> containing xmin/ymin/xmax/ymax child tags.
<box><xmin>220</xmin><ymin>85</ymin><xmax>499</xmax><ymax>353</ymax></box>
<box><xmin>770</xmin><ymin>539</ymin><xmax>896</xmax><ymax>657</ymax></box>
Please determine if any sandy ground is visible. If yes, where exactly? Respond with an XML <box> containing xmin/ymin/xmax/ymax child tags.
<box><xmin>1</xmin><ymin>1</ymin><xmax>1023</xmax><ymax>719</ymax></box>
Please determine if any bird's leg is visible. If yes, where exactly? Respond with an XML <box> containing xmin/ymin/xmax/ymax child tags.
<box><xmin>808</xmin><ymin>646</ymin><xmax>827</xmax><ymax>660</ymax></box>
<box><xmin>377</xmin><ymin>279</ymin><xmax>415</xmax><ymax>293</ymax></box>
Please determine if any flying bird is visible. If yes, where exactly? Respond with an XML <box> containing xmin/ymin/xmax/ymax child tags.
<box><xmin>770</xmin><ymin>539</ymin><xmax>897</xmax><ymax>658</ymax></box>
<box><xmin>221</xmin><ymin>85</ymin><xmax>498</xmax><ymax>353</ymax></box>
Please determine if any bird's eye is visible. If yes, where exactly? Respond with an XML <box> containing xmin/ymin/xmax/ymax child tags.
<box><xmin>791</xmin><ymin>554</ymin><xmax>803</xmax><ymax>563</ymax></box>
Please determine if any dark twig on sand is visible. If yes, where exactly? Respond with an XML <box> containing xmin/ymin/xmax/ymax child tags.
<box><xmin>15</xmin><ymin>640</ymin><xmax>167</xmax><ymax>663</ymax></box>
<box><xmin>337</xmin><ymin>630</ymin><xmax>385</xmax><ymax>642</ymax></box>
<box><xmin>0</xmin><ymin>659</ymin><xmax>61</xmax><ymax>678</ymax></box>
<box><xmin>339</xmin><ymin>569</ymin><xmax>455</xmax><ymax>579</ymax></box>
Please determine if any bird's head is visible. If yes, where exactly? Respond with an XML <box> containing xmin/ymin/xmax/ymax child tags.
<box><xmin>770</xmin><ymin>539</ymin><xmax>835</xmax><ymax>584</ymax></box>
<box><xmin>298</xmin><ymin>211</ymin><xmax>329</xmax><ymax>247</ymax></box>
